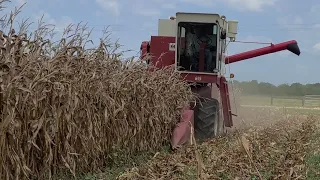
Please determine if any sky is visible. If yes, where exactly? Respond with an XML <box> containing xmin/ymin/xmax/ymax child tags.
<box><xmin>2</xmin><ymin>0</ymin><xmax>320</xmax><ymax>85</ymax></box>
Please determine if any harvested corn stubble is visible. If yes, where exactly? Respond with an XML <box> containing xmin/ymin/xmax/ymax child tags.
<box><xmin>0</xmin><ymin>21</ymin><xmax>194</xmax><ymax>179</ymax></box>
<box><xmin>118</xmin><ymin>115</ymin><xmax>319</xmax><ymax>180</ymax></box>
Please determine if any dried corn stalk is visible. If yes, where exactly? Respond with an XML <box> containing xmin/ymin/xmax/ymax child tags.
<box><xmin>0</xmin><ymin>1</ymin><xmax>194</xmax><ymax>179</ymax></box>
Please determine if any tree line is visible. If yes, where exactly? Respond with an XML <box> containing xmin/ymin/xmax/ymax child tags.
<box><xmin>230</xmin><ymin>80</ymin><xmax>320</xmax><ymax>97</ymax></box>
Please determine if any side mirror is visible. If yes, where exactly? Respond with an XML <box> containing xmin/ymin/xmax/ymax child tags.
<box><xmin>220</xmin><ymin>30</ymin><xmax>226</xmax><ymax>40</ymax></box>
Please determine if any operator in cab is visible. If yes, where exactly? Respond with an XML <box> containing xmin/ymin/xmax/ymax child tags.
<box><xmin>186</xmin><ymin>25</ymin><xmax>216</xmax><ymax>72</ymax></box>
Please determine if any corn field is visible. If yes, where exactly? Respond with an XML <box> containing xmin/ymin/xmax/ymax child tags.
<box><xmin>0</xmin><ymin>1</ymin><xmax>195</xmax><ymax>179</ymax></box>
<box><xmin>1</xmin><ymin>1</ymin><xmax>320</xmax><ymax>180</ymax></box>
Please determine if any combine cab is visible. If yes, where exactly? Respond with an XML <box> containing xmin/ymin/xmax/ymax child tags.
<box><xmin>140</xmin><ymin>12</ymin><xmax>300</xmax><ymax>149</ymax></box>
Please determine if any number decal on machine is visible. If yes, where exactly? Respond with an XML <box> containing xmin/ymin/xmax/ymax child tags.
<box><xmin>169</xmin><ymin>43</ymin><xmax>175</xmax><ymax>51</ymax></box>
<box><xmin>195</xmin><ymin>76</ymin><xmax>201</xmax><ymax>81</ymax></box>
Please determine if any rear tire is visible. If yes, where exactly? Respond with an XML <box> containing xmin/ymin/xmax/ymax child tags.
<box><xmin>194</xmin><ymin>97</ymin><xmax>224</xmax><ymax>140</ymax></box>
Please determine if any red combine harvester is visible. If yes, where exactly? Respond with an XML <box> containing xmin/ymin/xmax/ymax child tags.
<box><xmin>140</xmin><ymin>12</ymin><xmax>300</xmax><ymax>149</ymax></box>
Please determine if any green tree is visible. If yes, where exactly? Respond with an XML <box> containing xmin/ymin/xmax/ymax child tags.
<box><xmin>229</xmin><ymin>80</ymin><xmax>320</xmax><ymax>97</ymax></box>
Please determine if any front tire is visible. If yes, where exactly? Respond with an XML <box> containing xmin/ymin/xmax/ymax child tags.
<box><xmin>194</xmin><ymin>97</ymin><xmax>223</xmax><ymax>140</ymax></box>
